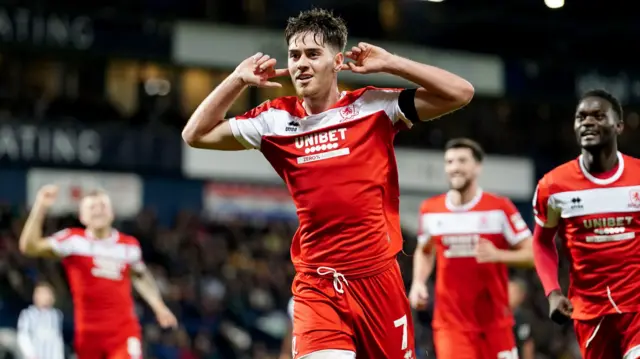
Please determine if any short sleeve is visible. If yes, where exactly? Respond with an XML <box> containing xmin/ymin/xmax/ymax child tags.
<box><xmin>532</xmin><ymin>178</ymin><xmax>560</xmax><ymax>228</ymax></box>
<box><xmin>287</xmin><ymin>297</ymin><xmax>294</xmax><ymax>321</ymax></box>
<box><xmin>362</xmin><ymin>88</ymin><xmax>413</xmax><ymax>129</ymax></box>
<box><xmin>501</xmin><ymin>198</ymin><xmax>532</xmax><ymax>246</ymax></box>
<box><xmin>227</xmin><ymin>102</ymin><xmax>272</xmax><ymax>149</ymax></box>
<box><xmin>129</xmin><ymin>240</ymin><xmax>145</xmax><ymax>273</ymax></box>
<box><xmin>417</xmin><ymin>212</ymin><xmax>431</xmax><ymax>246</ymax></box>
<box><xmin>46</xmin><ymin>229</ymin><xmax>74</xmax><ymax>257</ymax></box>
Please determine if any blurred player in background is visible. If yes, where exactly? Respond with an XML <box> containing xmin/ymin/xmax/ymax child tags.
<box><xmin>19</xmin><ymin>186</ymin><xmax>177</xmax><ymax>359</ymax></box>
<box><xmin>17</xmin><ymin>281</ymin><xmax>64</xmax><ymax>359</ymax></box>
<box><xmin>408</xmin><ymin>138</ymin><xmax>533</xmax><ymax>359</ymax></box>
<box><xmin>533</xmin><ymin>89</ymin><xmax>640</xmax><ymax>359</ymax></box>
<box><xmin>182</xmin><ymin>7</ymin><xmax>474</xmax><ymax>359</ymax></box>
<box><xmin>508</xmin><ymin>277</ymin><xmax>534</xmax><ymax>359</ymax></box>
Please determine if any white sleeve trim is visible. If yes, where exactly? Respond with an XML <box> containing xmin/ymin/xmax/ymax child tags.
<box><xmin>227</xmin><ymin>118</ymin><xmax>254</xmax><ymax>150</ymax></box>
<box><xmin>47</xmin><ymin>237</ymin><xmax>68</xmax><ymax>257</ymax></box>
<box><xmin>417</xmin><ymin>234</ymin><xmax>431</xmax><ymax>245</ymax></box>
<box><xmin>534</xmin><ymin>216</ymin><xmax>558</xmax><ymax>228</ymax></box>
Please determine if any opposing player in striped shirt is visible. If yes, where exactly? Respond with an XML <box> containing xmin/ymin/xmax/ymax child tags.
<box><xmin>17</xmin><ymin>282</ymin><xmax>64</xmax><ymax>359</ymax></box>
<box><xmin>19</xmin><ymin>186</ymin><xmax>177</xmax><ymax>359</ymax></box>
<box><xmin>409</xmin><ymin>138</ymin><xmax>533</xmax><ymax>359</ymax></box>
<box><xmin>533</xmin><ymin>89</ymin><xmax>640</xmax><ymax>359</ymax></box>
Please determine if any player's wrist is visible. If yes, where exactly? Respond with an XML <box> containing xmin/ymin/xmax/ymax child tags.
<box><xmin>546</xmin><ymin>289</ymin><xmax>563</xmax><ymax>298</ymax></box>
<box><xmin>380</xmin><ymin>54</ymin><xmax>403</xmax><ymax>75</ymax></box>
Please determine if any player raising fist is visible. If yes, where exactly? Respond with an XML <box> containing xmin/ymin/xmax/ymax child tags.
<box><xmin>20</xmin><ymin>185</ymin><xmax>177</xmax><ymax>359</ymax></box>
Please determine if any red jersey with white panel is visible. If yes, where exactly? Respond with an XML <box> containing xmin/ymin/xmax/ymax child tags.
<box><xmin>48</xmin><ymin>228</ymin><xmax>142</xmax><ymax>336</ymax></box>
<box><xmin>533</xmin><ymin>152</ymin><xmax>640</xmax><ymax>320</ymax></box>
<box><xmin>228</xmin><ymin>86</ymin><xmax>413</xmax><ymax>277</ymax></box>
<box><xmin>418</xmin><ymin>190</ymin><xmax>531</xmax><ymax>331</ymax></box>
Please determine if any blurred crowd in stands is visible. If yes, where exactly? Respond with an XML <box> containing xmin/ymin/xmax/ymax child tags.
<box><xmin>0</xmin><ymin>203</ymin><xmax>581</xmax><ymax>359</ymax></box>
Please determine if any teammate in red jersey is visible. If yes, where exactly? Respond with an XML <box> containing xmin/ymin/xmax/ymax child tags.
<box><xmin>181</xmin><ymin>8</ymin><xmax>473</xmax><ymax>359</ymax></box>
<box><xmin>19</xmin><ymin>186</ymin><xmax>177</xmax><ymax>359</ymax></box>
<box><xmin>533</xmin><ymin>89</ymin><xmax>640</xmax><ymax>359</ymax></box>
<box><xmin>408</xmin><ymin>138</ymin><xmax>533</xmax><ymax>359</ymax></box>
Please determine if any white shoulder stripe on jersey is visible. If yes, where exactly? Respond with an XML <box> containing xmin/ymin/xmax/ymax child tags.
<box><xmin>549</xmin><ymin>185</ymin><xmax>640</xmax><ymax>219</ymax></box>
<box><xmin>420</xmin><ymin>209</ymin><xmax>529</xmax><ymax>245</ymax></box>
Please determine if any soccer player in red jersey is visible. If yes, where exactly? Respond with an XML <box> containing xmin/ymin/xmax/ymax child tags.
<box><xmin>533</xmin><ymin>89</ymin><xmax>640</xmax><ymax>359</ymax></box>
<box><xmin>19</xmin><ymin>185</ymin><xmax>177</xmax><ymax>359</ymax></box>
<box><xmin>181</xmin><ymin>8</ymin><xmax>474</xmax><ymax>359</ymax></box>
<box><xmin>408</xmin><ymin>138</ymin><xmax>533</xmax><ymax>359</ymax></box>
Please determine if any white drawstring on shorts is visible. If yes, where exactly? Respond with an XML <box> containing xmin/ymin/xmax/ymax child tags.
<box><xmin>316</xmin><ymin>266</ymin><xmax>349</xmax><ymax>294</ymax></box>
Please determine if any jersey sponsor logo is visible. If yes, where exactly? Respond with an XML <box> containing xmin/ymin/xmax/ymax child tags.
<box><xmin>442</xmin><ymin>234</ymin><xmax>479</xmax><ymax>258</ymax></box>
<box><xmin>294</xmin><ymin>128</ymin><xmax>347</xmax><ymax>153</ymax></box>
<box><xmin>91</xmin><ymin>257</ymin><xmax>125</xmax><ymax>280</ymax></box>
<box><xmin>294</xmin><ymin>128</ymin><xmax>350</xmax><ymax>163</ymax></box>
<box><xmin>583</xmin><ymin>216</ymin><xmax>635</xmax><ymax>243</ymax></box>
<box><xmin>297</xmin><ymin>148</ymin><xmax>350</xmax><ymax>164</ymax></box>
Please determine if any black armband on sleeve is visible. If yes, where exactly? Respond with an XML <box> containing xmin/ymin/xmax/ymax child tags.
<box><xmin>398</xmin><ymin>88</ymin><xmax>421</xmax><ymax>123</ymax></box>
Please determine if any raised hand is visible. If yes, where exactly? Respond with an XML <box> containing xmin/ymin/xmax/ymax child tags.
<box><xmin>233</xmin><ymin>52</ymin><xmax>289</xmax><ymax>88</ymax></box>
<box><xmin>341</xmin><ymin>42</ymin><xmax>394</xmax><ymax>74</ymax></box>
<box><xmin>35</xmin><ymin>185</ymin><xmax>59</xmax><ymax>208</ymax></box>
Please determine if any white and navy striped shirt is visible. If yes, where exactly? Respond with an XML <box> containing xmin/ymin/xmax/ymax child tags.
<box><xmin>17</xmin><ymin>305</ymin><xmax>64</xmax><ymax>359</ymax></box>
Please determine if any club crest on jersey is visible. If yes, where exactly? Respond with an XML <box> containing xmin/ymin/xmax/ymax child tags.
<box><xmin>629</xmin><ymin>189</ymin><xmax>640</xmax><ymax>208</ymax></box>
<box><xmin>339</xmin><ymin>104</ymin><xmax>359</xmax><ymax>122</ymax></box>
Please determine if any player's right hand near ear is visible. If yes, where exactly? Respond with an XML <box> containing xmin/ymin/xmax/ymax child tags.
<box><xmin>408</xmin><ymin>281</ymin><xmax>429</xmax><ymax>310</ymax></box>
<box><xmin>548</xmin><ymin>290</ymin><xmax>573</xmax><ymax>324</ymax></box>
<box><xmin>233</xmin><ymin>52</ymin><xmax>289</xmax><ymax>89</ymax></box>
<box><xmin>35</xmin><ymin>185</ymin><xmax>59</xmax><ymax>208</ymax></box>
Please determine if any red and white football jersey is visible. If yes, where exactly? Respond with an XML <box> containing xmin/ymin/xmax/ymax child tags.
<box><xmin>48</xmin><ymin>228</ymin><xmax>142</xmax><ymax>336</ymax></box>
<box><xmin>533</xmin><ymin>152</ymin><xmax>640</xmax><ymax>320</ymax></box>
<box><xmin>418</xmin><ymin>190</ymin><xmax>531</xmax><ymax>331</ymax></box>
<box><xmin>228</xmin><ymin>87</ymin><xmax>413</xmax><ymax>277</ymax></box>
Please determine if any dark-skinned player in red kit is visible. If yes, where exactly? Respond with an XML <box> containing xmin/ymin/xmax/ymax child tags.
<box><xmin>533</xmin><ymin>89</ymin><xmax>640</xmax><ymax>359</ymax></box>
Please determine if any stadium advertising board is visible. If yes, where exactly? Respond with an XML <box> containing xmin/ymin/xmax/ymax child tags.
<box><xmin>0</xmin><ymin>6</ymin><xmax>171</xmax><ymax>58</ymax></box>
<box><xmin>203</xmin><ymin>182</ymin><xmax>297</xmax><ymax>222</ymax></box>
<box><xmin>182</xmin><ymin>144</ymin><xmax>534</xmax><ymax>201</ymax></box>
<box><xmin>0</xmin><ymin>121</ymin><xmax>182</xmax><ymax>174</ymax></box>
<box><xmin>26</xmin><ymin>168</ymin><xmax>143</xmax><ymax>218</ymax></box>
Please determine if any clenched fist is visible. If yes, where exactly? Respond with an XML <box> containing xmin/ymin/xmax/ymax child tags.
<box><xmin>35</xmin><ymin>185</ymin><xmax>59</xmax><ymax>208</ymax></box>
<box><xmin>408</xmin><ymin>282</ymin><xmax>429</xmax><ymax>310</ymax></box>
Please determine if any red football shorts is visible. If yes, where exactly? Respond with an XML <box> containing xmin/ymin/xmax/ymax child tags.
<box><xmin>75</xmin><ymin>330</ymin><xmax>143</xmax><ymax>359</ymax></box>
<box><xmin>291</xmin><ymin>260</ymin><xmax>415</xmax><ymax>358</ymax></box>
<box><xmin>574</xmin><ymin>312</ymin><xmax>640</xmax><ymax>359</ymax></box>
<box><xmin>433</xmin><ymin>327</ymin><xmax>517</xmax><ymax>359</ymax></box>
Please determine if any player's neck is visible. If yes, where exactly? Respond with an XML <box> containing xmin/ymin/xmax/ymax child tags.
<box><xmin>302</xmin><ymin>86</ymin><xmax>340</xmax><ymax>114</ymax></box>
<box><xmin>582</xmin><ymin>146</ymin><xmax>618</xmax><ymax>173</ymax></box>
<box><xmin>87</xmin><ymin>227</ymin><xmax>112</xmax><ymax>239</ymax></box>
<box><xmin>459</xmin><ymin>184</ymin><xmax>480</xmax><ymax>205</ymax></box>
<box><xmin>450</xmin><ymin>184</ymin><xmax>480</xmax><ymax>206</ymax></box>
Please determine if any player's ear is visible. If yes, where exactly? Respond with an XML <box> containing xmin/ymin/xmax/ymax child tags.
<box><xmin>615</xmin><ymin>118</ymin><xmax>624</xmax><ymax>135</ymax></box>
<box><xmin>333</xmin><ymin>51</ymin><xmax>344</xmax><ymax>72</ymax></box>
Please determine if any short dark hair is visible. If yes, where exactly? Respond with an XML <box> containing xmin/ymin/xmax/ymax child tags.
<box><xmin>284</xmin><ymin>8</ymin><xmax>348</xmax><ymax>52</ymax></box>
<box><xmin>444</xmin><ymin>138</ymin><xmax>485</xmax><ymax>163</ymax></box>
<box><xmin>580</xmin><ymin>89</ymin><xmax>623</xmax><ymax>121</ymax></box>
